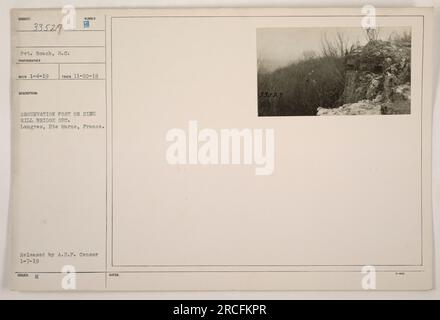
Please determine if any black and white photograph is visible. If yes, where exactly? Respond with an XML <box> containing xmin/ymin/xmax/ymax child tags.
<box><xmin>257</xmin><ymin>27</ymin><xmax>411</xmax><ymax>116</ymax></box>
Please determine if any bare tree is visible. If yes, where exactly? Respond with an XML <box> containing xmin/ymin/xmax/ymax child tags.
<box><xmin>321</xmin><ymin>32</ymin><xmax>352</xmax><ymax>57</ymax></box>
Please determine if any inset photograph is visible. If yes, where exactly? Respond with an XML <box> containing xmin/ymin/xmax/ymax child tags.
<box><xmin>257</xmin><ymin>27</ymin><xmax>411</xmax><ymax>116</ymax></box>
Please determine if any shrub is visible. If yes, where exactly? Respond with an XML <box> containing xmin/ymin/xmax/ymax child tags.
<box><xmin>258</xmin><ymin>55</ymin><xmax>346</xmax><ymax>116</ymax></box>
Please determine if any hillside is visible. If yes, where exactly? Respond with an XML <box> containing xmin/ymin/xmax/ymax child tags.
<box><xmin>258</xmin><ymin>35</ymin><xmax>411</xmax><ymax>116</ymax></box>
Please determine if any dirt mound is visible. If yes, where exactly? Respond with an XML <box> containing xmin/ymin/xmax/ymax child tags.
<box><xmin>318</xmin><ymin>38</ymin><xmax>411</xmax><ymax>116</ymax></box>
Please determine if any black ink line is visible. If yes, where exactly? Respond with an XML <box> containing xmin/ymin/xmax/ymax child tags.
<box><xmin>111</xmin><ymin>15</ymin><xmax>424</xmax><ymax>19</ymax></box>
<box><xmin>16</xmin><ymin>46</ymin><xmax>105</xmax><ymax>48</ymax></box>
<box><xmin>16</xmin><ymin>79</ymin><xmax>105</xmax><ymax>81</ymax></box>
<box><xmin>421</xmin><ymin>15</ymin><xmax>424</xmax><ymax>266</ymax></box>
<box><xmin>112</xmin><ymin>264</ymin><xmax>425</xmax><ymax>267</ymax></box>
<box><xmin>16</xmin><ymin>29</ymin><xmax>105</xmax><ymax>32</ymax></box>
<box><xmin>16</xmin><ymin>62</ymin><xmax>105</xmax><ymax>65</ymax></box>
<box><xmin>105</xmin><ymin>14</ymin><xmax>109</xmax><ymax>289</ymax></box>
<box><xmin>110</xmin><ymin>16</ymin><xmax>114</xmax><ymax>268</ymax></box>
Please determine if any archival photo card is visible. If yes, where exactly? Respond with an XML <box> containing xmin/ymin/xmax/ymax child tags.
<box><xmin>9</xmin><ymin>8</ymin><xmax>432</xmax><ymax>291</ymax></box>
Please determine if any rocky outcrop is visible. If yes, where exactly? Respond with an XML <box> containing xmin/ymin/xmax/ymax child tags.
<box><xmin>317</xmin><ymin>100</ymin><xmax>381</xmax><ymax>116</ymax></box>
<box><xmin>318</xmin><ymin>38</ymin><xmax>411</xmax><ymax>116</ymax></box>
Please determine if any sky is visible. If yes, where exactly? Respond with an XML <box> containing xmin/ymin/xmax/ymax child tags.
<box><xmin>257</xmin><ymin>27</ymin><xmax>411</xmax><ymax>72</ymax></box>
